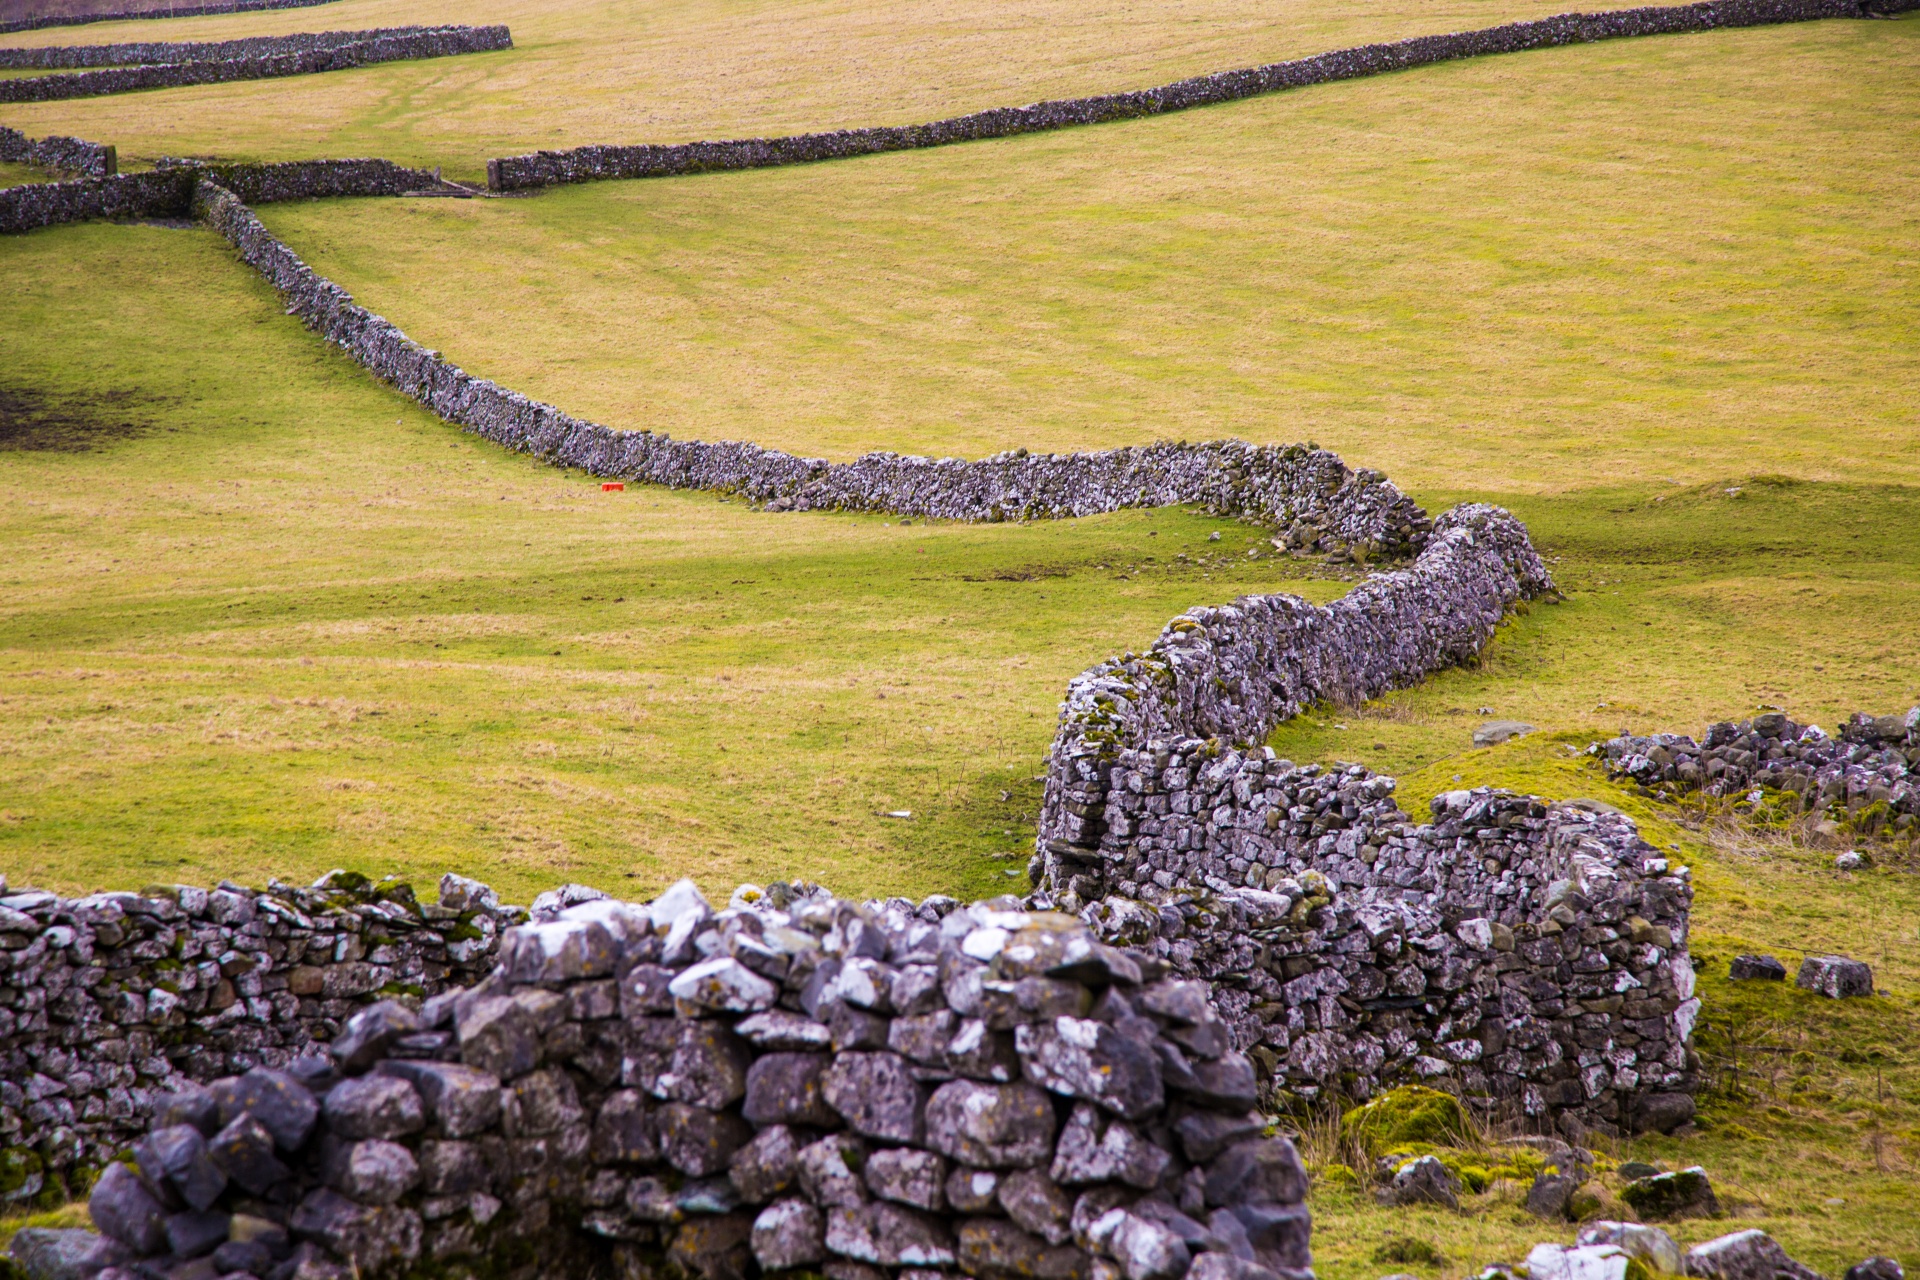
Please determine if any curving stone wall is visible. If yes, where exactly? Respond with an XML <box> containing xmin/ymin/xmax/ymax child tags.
<box><xmin>0</xmin><ymin>124</ymin><xmax>115</xmax><ymax>176</ymax></box>
<box><xmin>0</xmin><ymin>869</ymin><xmax>518</xmax><ymax>1202</ymax></box>
<box><xmin>484</xmin><ymin>0</ymin><xmax>1918</xmax><ymax>192</ymax></box>
<box><xmin>0</xmin><ymin>25</ymin><xmax>512</xmax><ymax>103</ymax></box>
<box><xmin>65</xmin><ymin>881</ymin><xmax>1316</xmax><ymax>1280</ymax></box>
<box><xmin>1599</xmin><ymin>708</ymin><xmax>1920</xmax><ymax>835</ymax></box>
<box><xmin>0</xmin><ymin>0</ymin><xmax>342</xmax><ymax>38</ymax></box>
<box><xmin>191</xmin><ymin>178</ymin><xmax>1428</xmax><ymax>553</ymax></box>
<box><xmin>0</xmin><ymin>159</ymin><xmax>445</xmax><ymax>236</ymax></box>
<box><xmin>1034</xmin><ymin>503</ymin><xmax>1551</xmax><ymax>882</ymax></box>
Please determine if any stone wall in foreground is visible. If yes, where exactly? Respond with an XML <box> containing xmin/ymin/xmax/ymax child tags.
<box><xmin>0</xmin><ymin>870</ymin><xmax>516</xmax><ymax>1200</ymax></box>
<box><xmin>0</xmin><ymin>25</ymin><xmax>512</xmax><ymax>103</ymax></box>
<box><xmin>70</xmin><ymin>882</ymin><xmax>1317</xmax><ymax>1280</ymax></box>
<box><xmin>0</xmin><ymin>0</ymin><xmax>341</xmax><ymax>37</ymax></box>
<box><xmin>191</xmin><ymin>178</ymin><xmax>1429</xmax><ymax>553</ymax></box>
<box><xmin>485</xmin><ymin>0</ymin><xmax>1918</xmax><ymax>192</ymax></box>
<box><xmin>0</xmin><ymin>125</ymin><xmax>115</xmax><ymax>177</ymax></box>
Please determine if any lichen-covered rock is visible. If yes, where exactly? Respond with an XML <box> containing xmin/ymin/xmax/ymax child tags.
<box><xmin>926</xmin><ymin>1081</ymin><xmax>1057</xmax><ymax>1169</ymax></box>
<box><xmin>1621</xmin><ymin>1167</ymin><xmax>1720</xmax><ymax>1221</ymax></box>
<box><xmin>1796</xmin><ymin>955</ymin><xmax>1874</xmax><ymax>999</ymax></box>
<box><xmin>324</xmin><ymin>1075</ymin><xmax>425</xmax><ymax>1141</ymax></box>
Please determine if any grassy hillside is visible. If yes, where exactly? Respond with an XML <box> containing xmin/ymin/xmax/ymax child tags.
<box><xmin>249</xmin><ymin>16</ymin><xmax>1920</xmax><ymax>486</ymax></box>
<box><xmin>2</xmin><ymin>0</ymin><xmax>1615</xmax><ymax>175</ymax></box>
<box><xmin>0</xmin><ymin>220</ymin><xmax>1347</xmax><ymax>904</ymax></box>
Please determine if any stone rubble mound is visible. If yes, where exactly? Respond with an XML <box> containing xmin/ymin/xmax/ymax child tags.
<box><xmin>52</xmin><ymin>881</ymin><xmax>1316</xmax><ymax>1280</ymax></box>
<box><xmin>1598</xmin><ymin>709</ymin><xmax>1919</xmax><ymax>837</ymax></box>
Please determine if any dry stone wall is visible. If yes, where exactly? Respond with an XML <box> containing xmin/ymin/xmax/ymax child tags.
<box><xmin>0</xmin><ymin>125</ymin><xmax>114</xmax><ymax>176</ymax></box>
<box><xmin>0</xmin><ymin>25</ymin><xmax>511</xmax><ymax>102</ymax></box>
<box><xmin>0</xmin><ymin>159</ymin><xmax>443</xmax><ymax>235</ymax></box>
<box><xmin>63</xmin><ymin>880</ymin><xmax>1319</xmax><ymax>1280</ymax></box>
<box><xmin>0</xmin><ymin>0</ymin><xmax>342</xmax><ymax>38</ymax></box>
<box><xmin>0</xmin><ymin>869</ymin><xmax>518</xmax><ymax>1204</ymax></box>
<box><xmin>0</xmin><ymin>26</ymin><xmax>496</xmax><ymax>69</ymax></box>
<box><xmin>484</xmin><ymin>0</ymin><xmax>1918</xmax><ymax>192</ymax></box>
<box><xmin>191</xmin><ymin>179</ymin><xmax>1427</xmax><ymax>553</ymax></box>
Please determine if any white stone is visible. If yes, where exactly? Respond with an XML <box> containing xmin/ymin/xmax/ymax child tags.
<box><xmin>649</xmin><ymin>878</ymin><xmax>712</xmax><ymax>932</ymax></box>
<box><xmin>669</xmin><ymin>956</ymin><xmax>777</xmax><ymax>1012</ymax></box>
<box><xmin>961</xmin><ymin>927</ymin><xmax>1010</xmax><ymax>961</ymax></box>
<box><xmin>1525</xmin><ymin>1244</ymin><xmax>1631</xmax><ymax>1280</ymax></box>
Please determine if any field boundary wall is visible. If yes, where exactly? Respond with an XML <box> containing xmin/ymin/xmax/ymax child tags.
<box><xmin>0</xmin><ymin>24</ymin><xmax>511</xmax><ymax>102</ymax></box>
<box><xmin>0</xmin><ymin>158</ymin><xmax>444</xmax><ymax>233</ymax></box>
<box><xmin>0</xmin><ymin>0</ymin><xmax>340</xmax><ymax>37</ymax></box>
<box><xmin>0</xmin><ymin>123</ymin><xmax>115</xmax><ymax>175</ymax></box>
<box><xmin>485</xmin><ymin>0</ymin><xmax>1918</xmax><ymax>192</ymax></box>
<box><xmin>188</xmin><ymin>178</ymin><xmax>1429</xmax><ymax>552</ymax></box>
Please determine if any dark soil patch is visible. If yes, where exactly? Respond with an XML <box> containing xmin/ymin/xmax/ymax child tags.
<box><xmin>0</xmin><ymin>385</ymin><xmax>162</xmax><ymax>451</ymax></box>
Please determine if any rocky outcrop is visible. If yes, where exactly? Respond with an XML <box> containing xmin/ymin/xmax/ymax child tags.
<box><xmin>1597</xmin><ymin>708</ymin><xmax>1920</xmax><ymax>837</ymax></box>
<box><xmin>57</xmin><ymin>881</ymin><xmax>1316</xmax><ymax>1280</ymax></box>
<box><xmin>486</xmin><ymin>0</ymin><xmax>1919</xmax><ymax>192</ymax></box>
<box><xmin>0</xmin><ymin>26</ymin><xmax>512</xmax><ymax>103</ymax></box>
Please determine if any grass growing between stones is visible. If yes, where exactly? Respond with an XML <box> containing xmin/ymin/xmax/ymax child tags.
<box><xmin>0</xmin><ymin>218</ymin><xmax>1341</xmax><ymax>905</ymax></box>
<box><xmin>0</xmin><ymin>0</ymin><xmax>1589</xmax><ymax>174</ymax></box>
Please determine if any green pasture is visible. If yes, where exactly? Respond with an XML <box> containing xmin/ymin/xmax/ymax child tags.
<box><xmin>1</xmin><ymin>0</ymin><xmax>1619</xmax><ymax>176</ymax></box>
<box><xmin>3</xmin><ymin>1</ymin><xmax>1919</xmax><ymax>1268</ymax></box>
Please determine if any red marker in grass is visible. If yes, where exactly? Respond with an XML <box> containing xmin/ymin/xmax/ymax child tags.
<box><xmin>602</xmin><ymin>482</ymin><xmax>624</xmax><ymax>492</ymax></box>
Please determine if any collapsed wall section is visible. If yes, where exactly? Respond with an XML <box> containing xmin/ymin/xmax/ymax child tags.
<box><xmin>485</xmin><ymin>0</ymin><xmax>1916</xmax><ymax>192</ymax></box>
<box><xmin>0</xmin><ymin>159</ymin><xmax>443</xmax><ymax>235</ymax></box>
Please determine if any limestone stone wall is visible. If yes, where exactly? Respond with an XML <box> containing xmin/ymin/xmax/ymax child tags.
<box><xmin>0</xmin><ymin>125</ymin><xmax>115</xmax><ymax>176</ymax></box>
<box><xmin>0</xmin><ymin>160</ymin><xmax>443</xmax><ymax>236</ymax></box>
<box><xmin>0</xmin><ymin>0</ymin><xmax>342</xmax><ymax>38</ymax></box>
<box><xmin>70</xmin><ymin>881</ymin><xmax>1317</xmax><ymax>1280</ymax></box>
<box><xmin>191</xmin><ymin>178</ymin><xmax>1428</xmax><ymax>555</ymax></box>
<box><xmin>0</xmin><ymin>26</ymin><xmax>512</xmax><ymax>103</ymax></box>
<box><xmin>485</xmin><ymin>0</ymin><xmax>1917</xmax><ymax>192</ymax></box>
<box><xmin>0</xmin><ymin>26</ymin><xmax>500</xmax><ymax>69</ymax></box>
<box><xmin>0</xmin><ymin>871</ymin><xmax>516</xmax><ymax>1203</ymax></box>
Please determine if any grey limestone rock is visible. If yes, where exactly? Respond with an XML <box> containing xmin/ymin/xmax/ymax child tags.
<box><xmin>925</xmin><ymin>1080</ymin><xmax>1056</xmax><ymax>1169</ymax></box>
<box><xmin>207</xmin><ymin>1115</ymin><xmax>290</xmax><ymax>1196</ymax></box>
<box><xmin>1016</xmin><ymin>1017</ymin><xmax>1163</xmax><ymax>1120</ymax></box>
<box><xmin>823</xmin><ymin>1051</ymin><xmax>927</xmax><ymax>1143</ymax></box>
<box><xmin>1845</xmin><ymin>1260</ymin><xmax>1904</xmax><ymax>1280</ymax></box>
<box><xmin>136</xmin><ymin>1125</ymin><xmax>227</xmax><ymax>1211</ymax></box>
<box><xmin>326</xmin><ymin>1139</ymin><xmax>419</xmax><ymax>1205</ymax></box>
<box><xmin>211</xmin><ymin>1069</ymin><xmax>318</xmax><ymax>1150</ymax></box>
<box><xmin>865</xmin><ymin>1148</ymin><xmax>946</xmax><ymax>1211</ymax></box>
<box><xmin>729</xmin><ymin>1125</ymin><xmax>803</xmax><ymax>1203</ymax></box>
<box><xmin>743</xmin><ymin>1053</ymin><xmax>835</xmax><ymax>1128</ymax></box>
<box><xmin>752</xmin><ymin>1198</ymin><xmax>825</xmax><ymax>1270</ymax></box>
<box><xmin>1685</xmin><ymin>1230</ymin><xmax>1824</xmax><ymax>1280</ymax></box>
<box><xmin>1203</xmin><ymin>1139</ymin><xmax>1308</xmax><ymax>1209</ymax></box>
<box><xmin>288</xmin><ymin>1189</ymin><xmax>421</xmax><ymax>1272</ymax></box>
<box><xmin>373</xmin><ymin>1061</ymin><xmax>501</xmax><ymax>1137</ymax></box>
<box><xmin>89</xmin><ymin>1161</ymin><xmax>168</xmax><ymax>1253</ymax></box>
<box><xmin>657</xmin><ymin>1102</ymin><xmax>754</xmax><ymax>1177</ymax></box>
<box><xmin>797</xmin><ymin>1134</ymin><xmax>869</xmax><ymax>1209</ymax></box>
<box><xmin>323</xmin><ymin>1075</ymin><xmax>425</xmax><ymax>1141</ymax></box>
<box><xmin>1796</xmin><ymin>955</ymin><xmax>1874</xmax><ymax>998</ymax></box>
<box><xmin>998</xmin><ymin>1169</ymin><xmax>1074</xmax><ymax>1246</ymax></box>
<box><xmin>330</xmin><ymin>1001</ymin><xmax>422</xmax><ymax>1073</ymax></box>
<box><xmin>1576</xmin><ymin>1222</ymin><xmax>1682</xmax><ymax>1275</ymax></box>
<box><xmin>7</xmin><ymin>1229</ymin><xmax>130</xmax><ymax>1280</ymax></box>
<box><xmin>1378</xmin><ymin>1155</ymin><xmax>1458</xmax><ymax>1210</ymax></box>
<box><xmin>1621</xmin><ymin>1167</ymin><xmax>1719</xmax><ymax>1221</ymax></box>
<box><xmin>1052</xmin><ymin>1104</ymin><xmax>1170</xmax><ymax>1189</ymax></box>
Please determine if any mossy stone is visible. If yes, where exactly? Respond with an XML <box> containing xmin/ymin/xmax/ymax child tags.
<box><xmin>1340</xmin><ymin>1085</ymin><xmax>1470</xmax><ymax>1155</ymax></box>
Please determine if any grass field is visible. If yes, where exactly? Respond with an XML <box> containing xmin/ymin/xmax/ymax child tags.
<box><xmin>2</xmin><ymin>0</ymin><xmax>1597</xmax><ymax>176</ymax></box>
<box><xmin>3</xmin><ymin>0</ymin><xmax>1919</xmax><ymax>1270</ymax></box>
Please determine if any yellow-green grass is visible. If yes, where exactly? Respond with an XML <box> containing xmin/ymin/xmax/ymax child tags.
<box><xmin>0</xmin><ymin>219</ymin><xmax>1344</xmax><ymax>905</ymax></box>
<box><xmin>248</xmin><ymin>16</ymin><xmax>1920</xmax><ymax>490</ymax></box>
<box><xmin>3</xmin><ymin>0</ymin><xmax>1621</xmax><ymax>176</ymax></box>
<box><xmin>0</xmin><ymin>157</ymin><xmax>56</xmax><ymax>182</ymax></box>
